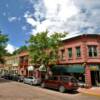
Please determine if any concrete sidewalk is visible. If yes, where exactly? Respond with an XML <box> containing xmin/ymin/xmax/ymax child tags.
<box><xmin>78</xmin><ymin>87</ymin><xmax>100</xmax><ymax>97</ymax></box>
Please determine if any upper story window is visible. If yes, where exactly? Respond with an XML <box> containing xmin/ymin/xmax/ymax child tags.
<box><xmin>88</xmin><ymin>45</ymin><xmax>97</xmax><ymax>57</ymax></box>
<box><xmin>76</xmin><ymin>46</ymin><xmax>81</xmax><ymax>57</ymax></box>
<box><xmin>61</xmin><ymin>49</ymin><xmax>65</xmax><ymax>60</ymax></box>
<box><xmin>68</xmin><ymin>48</ymin><xmax>72</xmax><ymax>58</ymax></box>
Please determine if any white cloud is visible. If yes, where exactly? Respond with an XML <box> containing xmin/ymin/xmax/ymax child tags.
<box><xmin>8</xmin><ymin>17</ymin><xmax>17</xmax><ymax>22</ymax></box>
<box><xmin>25</xmin><ymin>0</ymin><xmax>100</xmax><ymax>35</ymax></box>
<box><xmin>5</xmin><ymin>44</ymin><xmax>18</xmax><ymax>54</ymax></box>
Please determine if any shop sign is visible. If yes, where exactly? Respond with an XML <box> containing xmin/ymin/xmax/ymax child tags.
<box><xmin>90</xmin><ymin>65</ymin><xmax>99</xmax><ymax>71</ymax></box>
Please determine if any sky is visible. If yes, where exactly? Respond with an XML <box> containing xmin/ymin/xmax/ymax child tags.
<box><xmin>0</xmin><ymin>0</ymin><xmax>100</xmax><ymax>53</ymax></box>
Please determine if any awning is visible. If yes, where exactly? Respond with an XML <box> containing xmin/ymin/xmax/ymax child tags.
<box><xmin>39</xmin><ymin>64</ymin><xmax>46</xmax><ymax>71</ymax></box>
<box><xmin>27</xmin><ymin>66</ymin><xmax>34</xmax><ymax>71</ymax></box>
<box><xmin>51</xmin><ymin>65</ymin><xmax>85</xmax><ymax>73</ymax></box>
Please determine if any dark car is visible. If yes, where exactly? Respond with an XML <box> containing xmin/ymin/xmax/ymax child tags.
<box><xmin>41</xmin><ymin>75</ymin><xmax>79</xmax><ymax>93</ymax></box>
<box><xmin>3</xmin><ymin>74</ymin><xmax>12</xmax><ymax>80</ymax></box>
<box><xmin>12</xmin><ymin>74</ymin><xmax>24</xmax><ymax>82</ymax></box>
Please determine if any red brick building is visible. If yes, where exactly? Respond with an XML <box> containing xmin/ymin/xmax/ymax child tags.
<box><xmin>56</xmin><ymin>34</ymin><xmax>100</xmax><ymax>87</ymax></box>
<box><xmin>19</xmin><ymin>51</ymin><xmax>29</xmax><ymax>76</ymax></box>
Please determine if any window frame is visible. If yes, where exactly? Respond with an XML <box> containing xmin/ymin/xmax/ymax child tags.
<box><xmin>76</xmin><ymin>46</ymin><xmax>81</xmax><ymax>58</ymax></box>
<box><xmin>68</xmin><ymin>48</ymin><xmax>72</xmax><ymax>59</ymax></box>
<box><xmin>88</xmin><ymin>45</ymin><xmax>98</xmax><ymax>57</ymax></box>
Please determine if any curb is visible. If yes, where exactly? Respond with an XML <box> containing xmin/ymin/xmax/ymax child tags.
<box><xmin>79</xmin><ymin>91</ymin><xmax>100</xmax><ymax>97</ymax></box>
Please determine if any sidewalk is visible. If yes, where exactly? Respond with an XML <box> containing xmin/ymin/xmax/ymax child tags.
<box><xmin>78</xmin><ymin>87</ymin><xmax>100</xmax><ymax>97</ymax></box>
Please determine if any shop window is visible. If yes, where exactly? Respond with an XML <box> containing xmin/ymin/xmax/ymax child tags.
<box><xmin>88</xmin><ymin>45</ymin><xmax>97</xmax><ymax>57</ymax></box>
<box><xmin>76</xmin><ymin>46</ymin><xmax>81</xmax><ymax>57</ymax></box>
<box><xmin>68</xmin><ymin>48</ymin><xmax>72</xmax><ymax>58</ymax></box>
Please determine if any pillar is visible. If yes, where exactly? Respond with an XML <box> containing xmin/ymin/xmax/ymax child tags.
<box><xmin>85</xmin><ymin>64</ymin><xmax>92</xmax><ymax>88</ymax></box>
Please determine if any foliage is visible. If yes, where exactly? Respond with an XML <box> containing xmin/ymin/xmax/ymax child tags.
<box><xmin>0</xmin><ymin>32</ymin><xmax>8</xmax><ymax>64</ymax></box>
<box><xmin>28</xmin><ymin>30</ymin><xmax>67</xmax><ymax>66</ymax></box>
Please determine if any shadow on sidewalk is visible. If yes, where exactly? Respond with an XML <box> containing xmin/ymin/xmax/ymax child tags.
<box><xmin>66</xmin><ymin>90</ymin><xmax>79</xmax><ymax>94</ymax></box>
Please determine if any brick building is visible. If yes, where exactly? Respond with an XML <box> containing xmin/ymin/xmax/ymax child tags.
<box><xmin>4</xmin><ymin>55</ymin><xmax>19</xmax><ymax>74</ymax></box>
<box><xmin>55</xmin><ymin>34</ymin><xmax>100</xmax><ymax>87</ymax></box>
<box><xmin>19</xmin><ymin>51</ymin><xmax>29</xmax><ymax>76</ymax></box>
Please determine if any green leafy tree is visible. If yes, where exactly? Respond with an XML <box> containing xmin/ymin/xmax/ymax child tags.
<box><xmin>28</xmin><ymin>30</ymin><xmax>67</xmax><ymax>69</ymax></box>
<box><xmin>0</xmin><ymin>31</ymin><xmax>8</xmax><ymax>63</ymax></box>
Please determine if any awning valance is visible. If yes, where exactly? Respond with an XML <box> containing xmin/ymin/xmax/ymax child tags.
<box><xmin>27</xmin><ymin>66</ymin><xmax>34</xmax><ymax>71</ymax></box>
<box><xmin>51</xmin><ymin>65</ymin><xmax>85</xmax><ymax>73</ymax></box>
<box><xmin>39</xmin><ymin>64</ymin><xmax>46</xmax><ymax>71</ymax></box>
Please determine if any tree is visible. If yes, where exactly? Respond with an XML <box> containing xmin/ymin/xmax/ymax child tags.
<box><xmin>0</xmin><ymin>32</ymin><xmax>8</xmax><ymax>64</ymax></box>
<box><xmin>28</xmin><ymin>30</ymin><xmax>67</xmax><ymax>69</ymax></box>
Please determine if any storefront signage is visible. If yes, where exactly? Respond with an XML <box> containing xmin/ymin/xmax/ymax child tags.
<box><xmin>90</xmin><ymin>65</ymin><xmax>99</xmax><ymax>71</ymax></box>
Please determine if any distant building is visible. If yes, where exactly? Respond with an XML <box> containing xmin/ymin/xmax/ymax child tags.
<box><xmin>4</xmin><ymin>55</ymin><xmax>19</xmax><ymax>74</ymax></box>
<box><xmin>19</xmin><ymin>51</ymin><xmax>29</xmax><ymax>76</ymax></box>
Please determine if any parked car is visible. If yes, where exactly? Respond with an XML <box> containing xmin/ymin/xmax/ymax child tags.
<box><xmin>41</xmin><ymin>75</ymin><xmax>79</xmax><ymax>93</ymax></box>
<box><xmin>2</xmin><ymin>73</ymin><xmax>13</xmax><ymax>80</ymax></box>
<box><xmin>78</xmin><ymin>81</ymin><xmax>86</xmax><ymax>88</ymax></box>
<box><xmin>23</xmin><ymin>76</ymin><xmax>41</xmax><ymax>85</ymax></box>
<box><xmin>17</xmin><ymin>75</ymin><xmax>24</xmax><ymax>82</ymax></box>
<box><xmin>11</xmin><ymin>74</ymin><xmax>24</xmax><ymax>82</ymax></box>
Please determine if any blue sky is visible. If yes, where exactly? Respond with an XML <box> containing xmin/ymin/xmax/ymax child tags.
<box><xmin>0</xmin><ymin>0</ymin><xmax>34</xmax><ymax>47</ymax></box>
<box><xmin>0</xmin><ymin>0</ymin><xmax>100</xmax><ymax>53</ymax></box>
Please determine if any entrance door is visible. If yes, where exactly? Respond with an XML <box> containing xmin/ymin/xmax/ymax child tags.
<box><xmin>91</xmin><ymin>71</ymin><xmax>100</xmax><ymax>86</ymax></box>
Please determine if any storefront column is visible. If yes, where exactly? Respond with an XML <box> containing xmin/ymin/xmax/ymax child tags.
<box><xmin>85</xmin><ymin>65</ymin><xmax>92</xmax><ymax>88</ymax></box>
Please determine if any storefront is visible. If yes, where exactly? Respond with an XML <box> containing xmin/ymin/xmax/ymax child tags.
<box><xmin>51</xmin><ymin>64</ymin><xmax>85</xmax><ymax>83</ymax></box>
<box><xmin>89</xmin><ymin>65</ymin><xmax>100</xmax><ymax>86</ymax></box>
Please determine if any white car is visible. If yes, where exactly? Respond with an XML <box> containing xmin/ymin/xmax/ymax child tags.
<box><xmin>23</xmin><ymin>76</ymin><xmax>41</xmax><ymax>85</ymax></box>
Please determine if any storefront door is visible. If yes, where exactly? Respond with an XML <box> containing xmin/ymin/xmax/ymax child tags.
<box><xmin>91</xmin><ymin>71</ymin><xmax>100</xmax><ymax>86</ymax></box>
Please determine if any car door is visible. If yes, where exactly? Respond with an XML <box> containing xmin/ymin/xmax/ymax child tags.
<box><xmin>28</xmin><ymin>77</ymin><xmax>33</xmax><ymax>84</ymax></box>
<box><xmin>50</xmin><ymin>76</ymin><xmax>59</xmax><ymax>89</ymax></box>
<box><xmin>46</xmin><ymin>76</ymin><xmax>58</xmax><ymax>89</ymax></box>
<box><xmin>24</xmin><ymin>77</ymin><xmax>28</xmax><ymax>83</ymax></box>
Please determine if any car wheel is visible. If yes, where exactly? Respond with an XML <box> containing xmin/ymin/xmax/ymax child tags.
<box><xmin>41</xmin><ymin>82</ymin><xmax>45</xmax><ymax>88</ymax></box>
<box><xmin>59</xmin><ymin>86</ymin><xmax>65</xmax><ymax>93</ymax></box>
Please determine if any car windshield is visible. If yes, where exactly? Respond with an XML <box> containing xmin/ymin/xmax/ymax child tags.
<box><xmin>60</xmin><ymin>76</ymin><xmax>70</xmax><ymax>82</ymax></box>
<box><xmin>28</xmin><ymin>76</ymin><xmax>35</xmax><ymax>79</ymax></box>
<box><xmin>70</xmin><ymin>77</ymin><xmax>78</xmax><ymax>83</ymax></box>
<box><xmin>60</xmin><ymin>76</ymin><xmax>77</xmax><ymax>83</ymax></box>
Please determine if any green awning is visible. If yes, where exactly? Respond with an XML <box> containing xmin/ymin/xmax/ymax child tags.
<box><xmin>51</xmin><ymin>65</ymin><xmax>85</xmax><ymax>73</ymax></box>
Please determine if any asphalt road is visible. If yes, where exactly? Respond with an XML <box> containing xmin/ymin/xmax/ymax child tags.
<box><xmin>0</xmin><ymin>78</ymin><xmax>100</xmax><ymax>100</ymax></box>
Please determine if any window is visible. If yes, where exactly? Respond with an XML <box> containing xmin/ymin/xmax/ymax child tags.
<box><xmin>88</xmin><ymin>45</ymin><xmax>97</xmax><ymax>57</ymax></box>
<box><xmin>68</xmin><ymin>48</ymin><xmax>72</xmax><ymax>58</ymax></box>
<box><xmin>60</xmin><ymin>49</ymin><xmax>65</xmax><ymax>60</ymax></box>
<box><xmin>76</xmin><ymin>47</ymin><xmax>81</xmax><ymax>57</ymax></box>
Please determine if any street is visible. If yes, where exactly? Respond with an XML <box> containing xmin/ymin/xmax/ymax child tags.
<box><xmin>0</xmin><ymin>78</ymin><xmax>100</xmax><ymax>100</ymax></box>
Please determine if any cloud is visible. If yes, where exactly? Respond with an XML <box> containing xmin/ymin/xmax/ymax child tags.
<box><xmin>5</xmin><ymin>44</ymin><xmax>18</xmax><ymax>54</ymax></box>
<box><xmin>8</xmin><ymin>17</ymin><xmax>17</xmax><ymax>22</ymax></box>
<box><xmin>25</xmin><ymin>0</ymin><xmax>100</xmax><ymax>35</ymax></box>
